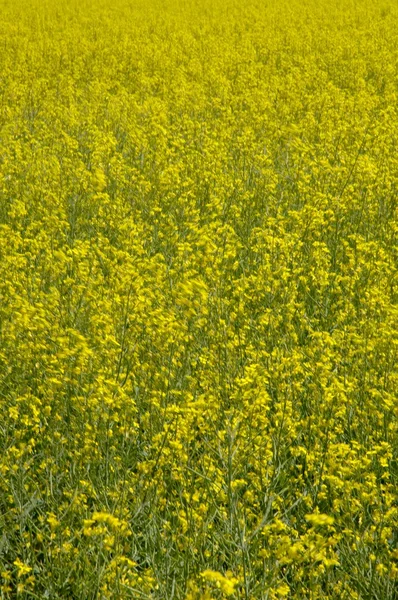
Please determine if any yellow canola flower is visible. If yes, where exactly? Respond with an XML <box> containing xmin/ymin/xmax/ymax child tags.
<box><xmin>275</xmin><ymin>583</ymin><xmax>290</xmax><ymax>597</ymax></box>
<box><xmin>305</xmin><ymin>513</ymin><xmax>335</xmax><ymax>526</ymax></box>
<box><xmin>200</xmin><ymin>570</ymin><xmax>239</xmax><ymax>596</ymax></box>
<box><xmin>13</xmin><ymin>559</ymin><xmax>32</xmax><ymax>578</ymax></box>
<box><xmin>91</xmin><ymin>511</ymin><xmax>130</xmax><ymax>533</ymax></box>
<box><xmin>47</xmin><ymin>512</ymin><xmax>60</xmax><ymax>530</ymax></box>
<box><xmin>92</xmin><ymin>168</ymin><xmax>107</xmax><ymax>192</ymax></box>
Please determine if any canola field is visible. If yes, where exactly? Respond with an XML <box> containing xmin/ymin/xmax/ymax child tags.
<box><xmin>0</xmin><ymin>0</ymin><xmax>397</xmax><ymax>598</ymax></box>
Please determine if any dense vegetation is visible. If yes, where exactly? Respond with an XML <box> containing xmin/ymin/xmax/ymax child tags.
<box><xmin>0</xmin><ymin>0</ymin><xmax>397</xmax><ymax>598</ymax></box>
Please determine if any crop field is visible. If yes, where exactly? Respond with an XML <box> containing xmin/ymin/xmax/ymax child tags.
<box><xmin>0</xmin><ymin>0</ymin><xmax>397</xmax><ymax>598</ymax></box>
